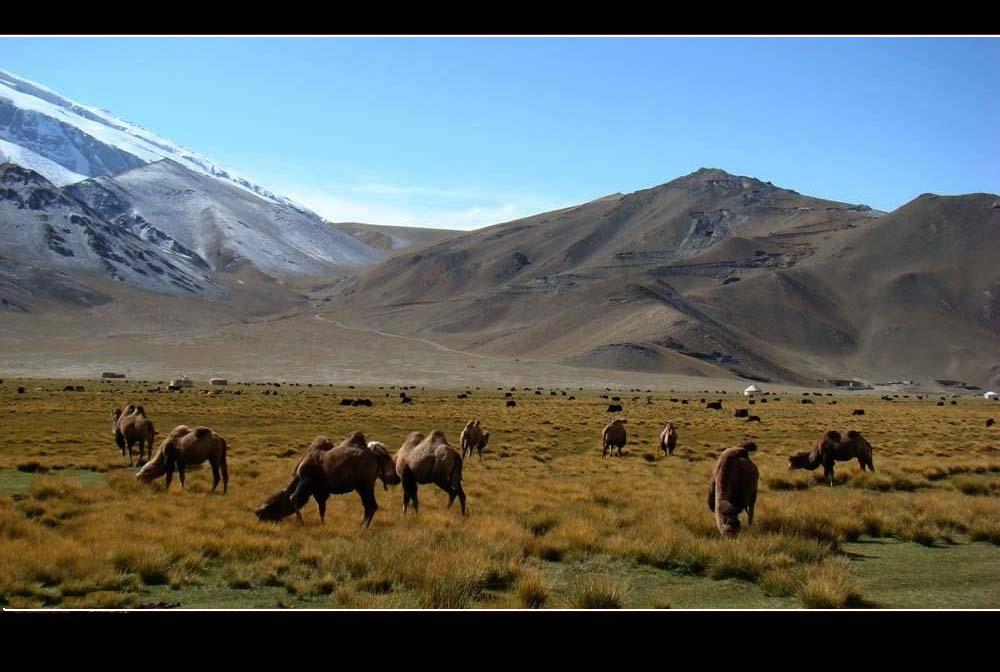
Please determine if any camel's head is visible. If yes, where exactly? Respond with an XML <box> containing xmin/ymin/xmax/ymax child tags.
<box><xmin>788</xmin><ymin>451</ymin><xmax>813</xmax><ymax>471</ymax></box>
<box><xmin>135</xmin><ymin>451</ymin><xmax>167</xmax><ymax>482</ymax></box>
<box><xmin>255</xmin><ymin>487</ymin><xmax>298</xmax><ymax>522</ymax></box>
<box><xmin>133</xmin><ymin>405</ymin><xmax>146</xmax><ymax>417</ymax></box>
<box><xmin>740</xmin><ymin>441</ymin><xmax>757</xmax><ymax>453</ymax></box>
<box><xmin>112</xmin><ymin>408</ymin><xmax>122</xmax><ymax>431</ymax></box>
<box><xmin>368</xmin><ymin>441</ymin><xmax>401</xmax><ymax>489</ymax></box>
<box><xmin>717</xmin><ymin>502</ymin><xmax>741</xmax><ymax>538</ymax></box>
<box><xmin>480</xmin><ymin>431</ymin><xmax>490</xmax><ymax>450</ymax></box>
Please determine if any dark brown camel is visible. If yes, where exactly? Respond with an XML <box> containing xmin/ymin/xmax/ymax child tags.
<box><xmin>136</xmin><ymin>425</ymin><xmax>229</xmax><ymax>493</ymax></box>
<box><xmin>255</xmin><ymin>432</ymin><xmax>401</xmax><ymax>527</ymax></box>
<box><xmin>788</xmin><ymin>430</ymin><xmax>875</xmax><ymax>486</ymax></box>
<box><xmin>707</xmin><ymin>442</ymin><xmax>759</xmax><ymax>538</ymax></box>
<box><xmin>395</xmin><ymin>430</ymin><xmax>466</xmax><ymax>515</ymax></box>
<box><xmin>460</xmin><ymin>419</ymin><xmax>491</xmax><ymax>461</ymax></box>
<box><xmin>112</xmin><ymin>405</ymin><xmax>156</xmax><ymax>466</ymax></box>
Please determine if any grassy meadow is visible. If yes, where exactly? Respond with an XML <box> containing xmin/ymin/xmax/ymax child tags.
<box><xmin>1</xmin><ymin>378</ymin><xmax>998</xmax><ymax>609</ymax></box>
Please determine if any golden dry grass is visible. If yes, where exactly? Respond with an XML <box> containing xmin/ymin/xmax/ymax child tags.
<box><xmin>1</xmin><ymin>378</ymin><xmax>998</xmax><ymax>608</ymax></box>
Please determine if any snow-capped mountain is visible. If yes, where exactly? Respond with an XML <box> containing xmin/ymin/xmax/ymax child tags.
<box><xmin>0</xmin><ymin>69</ymin><xmax>314</xmax><ymax>215</ymax></box>
<box><xmin>65</xmin><ymin>159</ymin><xmax>382</xmax><ymax>276</ymax></box>
<box><xmin>0</xmin><ymin>162</ymin><xmax>220</xmax><ymax>300</ymax></box>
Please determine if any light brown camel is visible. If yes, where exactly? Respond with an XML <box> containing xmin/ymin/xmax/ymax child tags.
<box><xmin>394</xmin><ymin>430</ymin><xmax>466</xmax><ymax>515</ymax></box>
<box><xmin>460</xmin><ymin>419</ymin><xmax>491</xmax><ymax>461</ymax></box>
<box><xmin>602</xmin><ymin>418</ymin><xmax>627</xmax><ymax>457</ymax></box>
<box><xmin>136</xmin><ymin>425</ymin><xmax>229</xmax><ymax>493</ymax></box>
<box><xmin>659</xmin><ymin>422</ymin><xmax>678</xmax><ymax>456</ymax></box>
<box><xmin>112</xmin><ymin>405</ymin><xmax>156</xmax><ymax>466</ymax></box>
<box><xmin>707</xmin><ymin>442</ymin><xmax>759</xmax><ymax>538</ymax></box>
<box><xmin>255</xmin><ymin>432</ymin><xmax>401</xmax><ymax>527</ymax></box>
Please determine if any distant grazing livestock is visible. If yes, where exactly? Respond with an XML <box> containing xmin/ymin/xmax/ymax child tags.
<box><xmin>535</xmin><ymin>391</ymin><xmax>541</xmax><ymax>396</ymax></box>
<box><xmin>607</xmin><ymin>404</ymin><xmax>623</xmax><ymax>413</ymax></box>
<box><xmin>707</xmin><ymin>442</ymin><xmax>759</xmax><ymax>538</ymax></box>
<box><xmin>340</xmin><ymin>398</ymin><xmax>354</xmax><ymax>406</ymax></box>
<box><xmin>602</xmin><ymin>419</ymin><xmax>627</xmax><ymax>458</ymax></box>
<box><xmin>681</xmin><ymin>400</ymin><xmax>688</xmax><ymax>405</ymax></box>
<box><xmin>63</xmin><ymin>385</ymin><xmax>75</xmax><ymax>392</ymax></box>
<box><xmin>760</xmin><ymin>399</ymin><xmax>768</xmax><ymax>404</ymax></box>
<box><xmin>801</xmin><ymin>399</ymin><xmax>813</xmax><ymax>404</ymax></box>
<box><xmin>659</xmin><ymin>423</ymin><xmax>678</xmax><ymax>456</ymax></box>
<box><xmin>951</xmin><ymin>401</ymin><xmax>958</xmax><ymax>406</ymax></box>
<box><xmin>937</xmin><ymin>402</ymin><xmax>945</xmax><ymax>406</ymax></box>
<box><xmin>506</xmin><ymin>400</ymin><xmax>516</xmax><ymax>407</ymax></box>
<box><xmin>505</xmin><ymin>392</ymin><xmax>513</xmax><ymax>398</ymax></box>
<box><xmin>395</xmin><ymin>430</ymin><xmax>466</xmax><ymax>515</ymax></box>
<box><xmin>352</xmin><ymin>398</ymin><xmax>373</xmax><ymax>407</ymax></box>
<box><xmin>987</xmin><ymin>418</ymin><xmax>995</xmax><ymax>428</ymax></box>
<box><xmin>401</xmin><ymin>396</ymin><xmax>413</xmax><ymax>404</ymax></box>
<box><xmin>787</xmin><ymin>430</ymin><xmax>874</xmax><ymax>486</ymax></box>
<box><xmin>747</xmin><ymin>415</ymin><xmax>761</xmax><ymax>423</ymax></box>
<box><xmin>136</xmin><ymin>425</ymin><xmax>229</xmax><ymax>493</ymax></box>
<box><xmin>611</xmin><ymin>396</ymin><xmax>621</xmax><ymax>402</ymax></box>
<box><xmin>734</xmin><ymin>408</ymin><xmax>749</xmax><ymax>418</ymax></box>
<box><xmin>706</xmin><ymin>401</ymin><xmax>722</xmax><ymax>410</ymax></box>
<box><xmin>853</xmin><ymin>409</ymin><xmax>865</xmax><ymax>416</ymax></box>
<box><xmin>112</xmin><ymin>405</ymin><xmax>156</xmax><ymax>466</ymax></box>
<box><xmin>569</xmin><ymin>396</ymin><xmax>576</xmax><ymax>400</ymax></box>
<box><xmin>255</xmin><ymin>433</ymin><xmax>400</xmax><ymax>527</ymax></box>
<box><xmin>460</xmin><ymin>419</ymin><xmax>490</xmax><ymax>461</ymax></box>
<box><xmin>457</xmin><ymin>393</ymin><xmax>467</xmax><ymax>399</ymax></box>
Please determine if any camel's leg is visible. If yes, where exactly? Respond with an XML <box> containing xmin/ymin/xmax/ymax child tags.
<box><xmin>164</xmin><ymin>457</ymin><xmax>175</xmax><ymax>491</ymax></box>
<box><xmin>401</xmin><ymin>471</ymin><xmax>418</xmax><ymax>515</ymax></box>
<box><xmin>209</xmin><ymin>456</ymin><xmax>220</xmax><ymax>493</ymax></box>
<box><xmin>219</xmin><ymin>452</ymin><xmax>229</xmax><ymax>494</ymax></box>
<box><xmin>177</xmin><ymin>463</ymin><xmax>186</xmax><ymax>491</ymax></box>
<box><xmin>359</xmin><ymin>485</ymin><xmax>378</xmax><ymax>528</ymax></box>
<box><xmin>747</xmin><ymin>493</ymin><xmax>757</xmax><ymax>528</ymax></box>
<box><xmin>707</xmin><ymin>482</ymin><xmax>716</xmax><ymax>512</ymax></box>
<box><xmin>316</xmin><ymin>493</ymin><xmax>328</xmax><ymax>524</ymax></box>
<box><xmin>457</xmin><ymin>483</ymin><xmax>467</xmax><ymax>515</ymax></box>
<box><xmin>289</xmin><ymin>479</ymin><xmax>312</xmax><ymax>525</ymax></box>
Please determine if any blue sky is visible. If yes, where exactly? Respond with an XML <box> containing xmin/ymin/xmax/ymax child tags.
<box><xmin>1</xmin><ymin>37</ymin><xmax>997</xmax><ymax>228</ymax></box>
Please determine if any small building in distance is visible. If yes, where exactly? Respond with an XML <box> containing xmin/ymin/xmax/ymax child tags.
<box><xmin>170</xmin><ymin>375</ymin><xmax>194</xmax><ymax>388</ymax></box>
<box><xmin>743</xmin><ymin>384</ymin><xmax>762</xmax><ymax>397</ymax></box>
<box><xmin>210</xmin><ymin>378</ymin><xmax>228</xmax><ymax>386</ymax></box>
<box><xmin>101</xmin><ymin>372</ymin><xmax>126</xmax><ymax>379</ymax></box>
<box><xmin>985</xmin><ymin>391</ymin><xmax>999</xmax><ymax>400</ymax></box>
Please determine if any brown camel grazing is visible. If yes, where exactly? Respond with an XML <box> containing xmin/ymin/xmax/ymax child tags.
<box><xmin>788</xmin><ymin>430</ymin><xmax>875</xmax><ymax>486</ymax></box>
<box><xmin>136</xmin><ymin>425</ymin><xmax>229</xmax><ymax>493</ymax></box>
<box><xmin>707</xmin><ymin>442</ymin><xmax>759</xmax><ymax>538</ymax></box>
<box><xmin>255</xmin><ymin>432</ymin><xmax>401</xmax><ymax>527</ymax></box>
<box><xmin>460</xmin><ymin>419</ymin><xmax>490</xmax><ymax>461</ymax></box>
<box><xmin>602</xmin><ymin>418</ymin><xmax>627</xmax><ymax>457</ymax></box>
<box><xmin>659</xmin><ymin>422</ymin><xmax>678</xmax><ymax>456</ymax></box>
<box><xmin>112</xmin><ymin>405</ymin><xmax>156</xmax><ymax>466</ymax></box>
<box><xmin>395</xmin><ymin>430</ymin><xmax>466</xmax><ymax>515</ymax></box>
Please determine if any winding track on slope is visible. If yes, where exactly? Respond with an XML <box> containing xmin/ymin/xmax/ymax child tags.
<box><xmin>313</xmin><ymin>313</ymin><xmax>510</xmax><ymax>363</ymax></box>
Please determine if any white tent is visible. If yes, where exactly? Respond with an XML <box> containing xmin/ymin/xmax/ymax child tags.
<box><xmin>986</xmin><ymin>391</ymin><xmax>999</xmax><ymax>400</ymax></box>
<box><xmin>744</xmin><ymin>384</ymin><xmax>762</xmax><ymax>397</ymax></box>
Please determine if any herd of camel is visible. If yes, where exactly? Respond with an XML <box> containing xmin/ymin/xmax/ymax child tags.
<box><xmin>111</xmin><ymin>403</ymin><xmax>875</xmax><ymax>538</ymax></box>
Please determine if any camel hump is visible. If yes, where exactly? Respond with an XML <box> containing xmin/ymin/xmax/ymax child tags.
<box><xmin>345</xmin><ymin>430</ymin><xmax>367</xmax><ymax>447</ymax></box>
<box><xmin>825</xmin><ymin>430</ymin><xmax>842</xmax><ymax>442</ymax></box>
<box><xmin>194</xmin><ymin>427</ymin><xmax>213</xmax><ymax>440</ymax></box>
<box><xmin>428</xmin><ymin>429</ymin><xmax>448</xmax><ymax>444</ymax></box>
<box><xmin>308</xmin><ymin>436</ymin><xmax>335</xmax><ymax>452</ymax></box>
<box><xmin>846</xmin><ymin>430</ymin><xmax>861</xmax><ymax>440</ymax></box>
